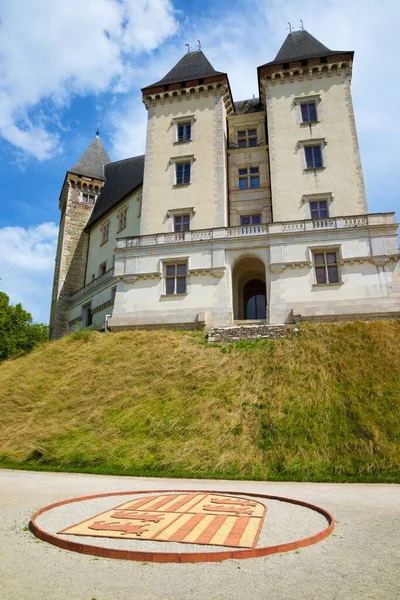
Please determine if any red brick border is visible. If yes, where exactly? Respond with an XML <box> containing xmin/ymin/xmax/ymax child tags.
<box><xmin>29</xmin><ymin>489</ymin><xmax>334</xmax><ymax>563</ymax></box>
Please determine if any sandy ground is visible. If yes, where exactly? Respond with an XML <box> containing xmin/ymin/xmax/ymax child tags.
<box><xmin>1</xmin><ymin>469</ymin><xmax>399</xmax><ymax>600</ymax></box>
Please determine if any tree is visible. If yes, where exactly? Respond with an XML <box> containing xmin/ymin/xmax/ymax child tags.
<box><xmin>0</xmin><ymin>292</ymin><xmax>48</xmax><ymax>361</ymax></box>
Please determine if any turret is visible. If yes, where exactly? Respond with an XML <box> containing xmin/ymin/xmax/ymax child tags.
<box><xmin>49</xmin><ymin>134</ymin><xmax>110</xmax><ymax>339</ymax></box>
<box><xmin>140</xmin><ymin>50</ymin><xmax>234</xmax><ymax>235</ymax></box>
<box><xmin>258</xmin><ymin>30</ymin><xmax>367</xmax><ymax>222</ymax></box>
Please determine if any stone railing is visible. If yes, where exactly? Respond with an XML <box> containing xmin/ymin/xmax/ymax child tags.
<box><xmin>116</xmin><ymin>213</ymin><xmax>396</xmax><ymax>249</ymax></box>
<box><xmin>71</xmin><ymin>268</ymin><xmax>114</xmax><ymax>302</ymax></box>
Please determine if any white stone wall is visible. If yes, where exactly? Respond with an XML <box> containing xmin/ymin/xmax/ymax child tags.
<box><xmin>69</xmin><ymin>281</ymin><xmax>116</xmax><ymax>332</ymax></box>
<box><xmin>110</xmin><ymin>247</ymin><xmax>230</xmax><ymax>329</ymax></box>
<box><xmin>140</xmin><ymin>90</ymin><xmax>228</xmax><ymax>236</ymax></box>
<box><xmin>108</xmin><ymin>218</ymin><xmax>399</xmax><ymax>330</ymax></box>
<box><xmin>85</xmin><ymin>187</ymin><xmax>142</xmax><ymax>284</ymax></box>
<box><xmin>265</xmin><ymin>67</ymin><xmax>367</xmax><ymax>222</ymax></box>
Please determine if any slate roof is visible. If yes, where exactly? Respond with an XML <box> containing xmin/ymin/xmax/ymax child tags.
<box><xmin>234</xmin><ymin>98</ymin><xmax>263</xmax><ymax>115</ymax></box>
<box><xmin>260</xmin><ymin>30</ymin><xmax>352</xmax><ymax>67</ymax></box>
<box><xmin>143</xmin><ymin>50</ymin><xmax>225</xmax><ymax>89</ymax></box>
<box><xmin>69</xmin><ymin>135</ymin><xmax>111</xmax><ymax>180</ymax></box>
<box><xmin>86</xmin><ymin>155</ymin><xmax>145</xmax><ymax>229</ymax></box>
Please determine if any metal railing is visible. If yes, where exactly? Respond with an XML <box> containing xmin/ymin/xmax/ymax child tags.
<box><xmin>70</xmin><ymin>268</ymin><xmax>114</xmax><ymax>302</ymax></box>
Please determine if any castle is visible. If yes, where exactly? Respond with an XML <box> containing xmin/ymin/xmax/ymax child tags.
<box><xmin>49</xmin><ymin>30</ymin><xmax>400</xmax><ymax>339</ymax></box>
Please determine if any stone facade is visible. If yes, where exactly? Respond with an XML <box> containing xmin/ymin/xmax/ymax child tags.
<box><xmin>49</xmin><ymin>174</ymin><xmax>104</xmax><ymax>339</ymax></box>
<box><xmin>51</xmin><ymin>33</ymin><xmax>400</xmax><ymax>339</ymax></box>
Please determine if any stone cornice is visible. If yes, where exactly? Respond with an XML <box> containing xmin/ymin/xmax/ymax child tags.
<box><xmin>270</xmin><ymin>254</ymin><xmax>400</xmax><ymax>274</ymax></box>
<box><xmin>115</xmin><ymin>272</ymin><xmax>162</xmax><ymax>284</ymax></box>
<box><xmin>142</xmin><ymin>80</ymin><xmax>234</xmax><ymax>115</ymax></box>
<box><xmin>258</xmin><ymin>55</ymin><xmax>353</xmax><ymax>106</ymax></box>
<box><xmin>188</xmin><ymin>266</ymin><xmax>226</xmax><ymax>278</ymax></box>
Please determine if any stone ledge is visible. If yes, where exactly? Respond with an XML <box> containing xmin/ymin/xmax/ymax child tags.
<box><xmin>293</xmin><ymin>311</ymin><xmax>400</xmax><ymax>323</ymax></box>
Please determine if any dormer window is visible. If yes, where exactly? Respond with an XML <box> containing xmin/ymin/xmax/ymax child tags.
<box><xmin>81</xmin><ymin>192</ymin><xmax>96</xmax><ymax>205</ymax></box>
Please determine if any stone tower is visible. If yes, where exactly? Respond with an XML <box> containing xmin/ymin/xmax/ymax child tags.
<box><xmin>140</xmin><ymin>50</ymin><xmax>234</xmax><ymax>236</ymax></box>
<box><xmin>258</xmin><ymin>30</ymin><xmax>367</xmax><ymax>222</ymax></box>
<box><xmin>49</xmin><ymin>134</ymin><xmax>110</xmax><ymax>339</ymax></box>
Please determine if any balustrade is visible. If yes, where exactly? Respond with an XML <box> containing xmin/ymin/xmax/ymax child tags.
<box><xmin>116</xmin><ymin>213</ymin><xmax>394</xmax><ymax>249</ymax></box>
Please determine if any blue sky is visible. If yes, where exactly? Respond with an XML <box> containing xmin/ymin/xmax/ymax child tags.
<box><xmin>0</xmin><ymin>0</ymin><xmax>399</xmax><ymax>323</ymax></box>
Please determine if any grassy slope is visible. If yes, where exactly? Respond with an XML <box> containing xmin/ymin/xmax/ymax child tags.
<box><xmin>0</xmin><ymin>321</ymin><xmax>399</xmax><ymax>482</ymax></box>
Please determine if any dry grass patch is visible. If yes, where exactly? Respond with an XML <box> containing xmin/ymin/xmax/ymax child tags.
<box><xmin>0</xmin><ymin>321</ymin><xmax>399</xmax><ymax>481</ymax></box>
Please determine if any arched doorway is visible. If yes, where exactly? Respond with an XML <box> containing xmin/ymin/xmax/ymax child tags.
<box><xmin>243</xmin><ymin>279</ymin><xmax>266</xmax><ymax>320</ymax></box>
<box><xmin>232</xmin><ymin>257</ymin><xmax>267</xmax><ymax>321</ymax></box>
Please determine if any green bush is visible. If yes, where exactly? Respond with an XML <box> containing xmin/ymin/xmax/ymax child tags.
<box><xmin>0</xmin><ymin>291</ymin><xmax>48</xmax><ymax>361</ymax></box>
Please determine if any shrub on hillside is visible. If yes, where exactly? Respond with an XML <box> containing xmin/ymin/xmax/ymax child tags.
<box><xmin>0</xmin><ymin>291</ymin><xmax>48</xmax><ymax>361</ymax></box>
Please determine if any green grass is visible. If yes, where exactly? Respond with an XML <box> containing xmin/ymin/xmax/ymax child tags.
<box><xmin>0</xmin><ymin>321</ymin><xmax>399</xmax><ymax>482</ymax></box>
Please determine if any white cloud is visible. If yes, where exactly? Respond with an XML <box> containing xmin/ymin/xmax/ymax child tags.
<box><xmin>0</xmin><ymin>0</ymin><xmax>178</xmax><ymax>159</ymax></box>
<box><xmin>0</xmin><ymin>222</ymin><xmax>58</xmax><ymax>323</ymax></box>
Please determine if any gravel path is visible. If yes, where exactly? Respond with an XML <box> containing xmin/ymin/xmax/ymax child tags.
<box><xmin>1</xmin><ymin>469</ymin><xmax>399</xmax><ymax>600</ymax></box>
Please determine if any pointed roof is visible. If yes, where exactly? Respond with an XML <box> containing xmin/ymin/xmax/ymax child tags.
<box><xmin>85</xmin><ymin>155</ymin><xmax>145</xmax><ymax>229</ymax></box>
<box><xmin>69</xmin><ymin>135</ymin><xmax>111</xmax><ymax>181</ymax></box>
<box><xmin>143</xmin><ymin>50</ymin><xmax>225</xmax><ymax>90</ymax></box>
<box><xmin>260</xmin><ymin>30</ymin><xmax>352</xmax><ymax>67</ymax></box>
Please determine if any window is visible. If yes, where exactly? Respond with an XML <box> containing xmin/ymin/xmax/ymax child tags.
<box><xmin>310</xmin><ymin>200</ymin><xmax>329</xmax><ymax>219</ymax></box>
<box><xmin>240</xmin><ymin>215</ymin><xmax>261</xmax><ymax>225</ymax></box>
<box><xmin>165</xmin><ymin>263</ymin><xmax>187</xmax><ymax>295</ymax></box>
<box><xmin>82</xmin><ymin>303</ymin><xmax>93</xmax><ymax>327</ymax></box>
<box><xmin>99</xmin><ymin>262</ymin><xmax>107</xmax><ymax>276</ymax></box>
<box><xmin>305</xmin><ymin>145</ymin><xmax>323</xmax><ymax>169</ymax></box>
<box><xmin>313</xmin><ymin>251</ymin><xmax>340</xmax><ymax>285</ymax></box>
<box><xmin>100</xmin><ymin>222</ymin><xmax>110</xmax><ymax>245</ymax></box>
<box><xmin>177</xmin><ymin>122</ymin><xmax>191</xmax><ymax>142</ymax></box>
<box><xmin>117</xmin><ymin>208</ymin><xmax>128</xmax><ymax>232</ymax></box>
<box><xmin>176</xmin><ymin>162</ymin><xmax>191</xmax><ymax>185</ymax></box>
<box><xmin>111</xmin><ymin>287</ymin><xmax>117</xmax><ymax>303</ymax></box>
<box><xmin>81</xmin><ymin>192</ymin><xmax>96</xmax><ymax>205</ymax></box>
<box><xmin>174</xmin><ymin>214</ymin><xmax>190</xmax><ymax>232</ymax></box>
<box><xmin>237</xmin><ymin>129</ymin><xmax>257</xmax><ymax>148</ymax></box>
<box><xmin>301</xmin><ymin>102</ymin><xmax>317</xmax><ymax>123</ymax></box>
<box><xmin>238</xmin><ymin>166</ymin><xmax>260</xmax><ymax>190</ymax></box>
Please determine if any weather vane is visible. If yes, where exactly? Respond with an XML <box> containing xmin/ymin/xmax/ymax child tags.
<box><xmin>95</xmin><ymin>116</ymin><xmax>101</xmax><ymax>137</ymax></box>
<box><xmin>300</xmin><ymin>19</ymin><xmax>304</xmax><ymax>30</ymax></box>
<box><xmin>287</xmin><ymin>21</ymin><xmax>292</xmax><ymax>32</ymax></box>
<box><xmin>197</xmin><ymin>39</ymin><xmax>202</xmax><ymax>50</ymax></box>
<box><xmin>185</xmin><ymin>43</ymin><xmax>191</xmax><ymax>53</ymax></box>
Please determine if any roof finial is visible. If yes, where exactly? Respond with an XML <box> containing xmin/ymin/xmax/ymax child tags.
<box><xmin>287</xmin><ymin>21</ymin><xmax>293</xmax><ymax>32</ymax></box>
<box><xmin>300</xmin><ymin>19</ymin><xmax>304</xmax><ymax>31</ymax></box>
<box><xmin>185</xmin><ymin>43</ymin><xmax>191</xmax><ymax>53</ymax></box>
<box><xmin>95</xmin><ymin>116</ymin><xmax>101</xmax><ymax>137</ymax></box>
<box><xmin>197</xmin><ymin>39</ymin><xmax>202</xmax><ymax>50</ymax></box>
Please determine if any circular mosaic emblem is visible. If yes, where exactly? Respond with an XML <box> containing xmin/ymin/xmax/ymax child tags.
<box><xmin>30</xmin><ymin>489</ymin><xmax>334</xmax><ymax>563</ymax></box>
